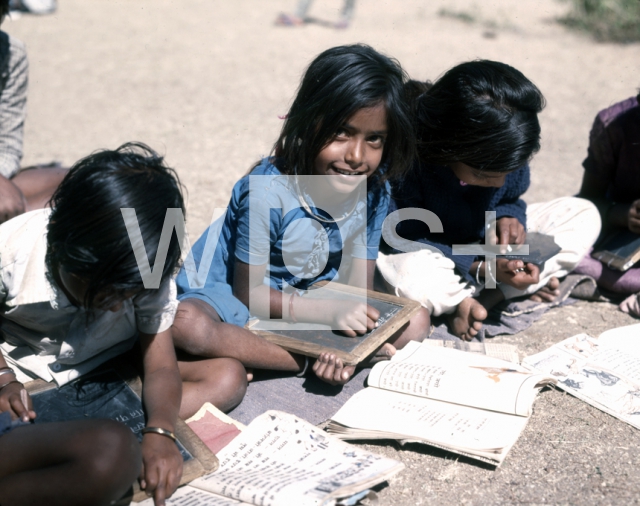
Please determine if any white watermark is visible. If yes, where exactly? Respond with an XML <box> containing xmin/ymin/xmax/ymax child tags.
<box><xmin>122</xmin><ymin>175</ymin><xmax>532</xmax><ymax>328</ymax></box>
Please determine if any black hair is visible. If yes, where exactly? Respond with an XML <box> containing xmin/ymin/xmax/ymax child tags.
<box><xmin>0</xmin><ymin>0</ymin><xmax>9</xmax><ymax>23</ymax></box>
<box><xmin>46</xmin><ymin>142</ymin><xmax>185</xmax><ymax>309</ymax></box>
<box><xmin>411</xmin><ymin>60</ymin><xmax>546</xmax><ymax>173</ymax></box>
<box><xmin>272</xmin><ymin>44</ymin><xmax>414</xmax><ymax>183</ymax></box>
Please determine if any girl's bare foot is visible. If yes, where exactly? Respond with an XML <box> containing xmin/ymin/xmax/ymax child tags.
<box><xmin>312</xmin><ymin>353</ymin><xmax>356</xmax><ymax>385</ymax></box>
<box><xmin>528</xmin><ymin>276</ymin><xmax>560</xmax><ymax>302</ymax></box>
<box><xmin>447</xmin><ymin>297</ymin><xmax>488</xmax><ymax>341</ymax></box>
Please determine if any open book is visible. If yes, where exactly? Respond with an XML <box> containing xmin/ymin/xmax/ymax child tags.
<box><xmin>325</xmin><ymin>340</ymin><xmax>555</xmax><ymax>466</ymax></box>
<box><xmin>134</xmin><ymin>410</ymin><xmax>403</xmax><ymax>506</ymax></box>
<box><xmin>523</xmin><ymin>324</ymin><xmax>640</xmax><ymax>430</ymax></box>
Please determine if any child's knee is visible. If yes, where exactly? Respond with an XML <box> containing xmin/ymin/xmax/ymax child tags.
<box><xmin>411</xmin><ymin>307</ymin><xmax>431</xmax><ymax>342</ymax></box>
<box><xmin>76</xmin><ymin>419</ymin><xmax>141</xmax><ymax>495</ymax></box>
<box><xmin>172</xmin><ymin>298</ymin><xmax>222</xmax><ymax>352</ymax></box>
<box><xmin>218</xmin><ymin>358</ymin><xmax>248</xmax><ymax>407</ymax></box>
<box><xmin>200</xmin><ymin>358</ymin><xmax>248</xmax><ymax>412</ymax></box>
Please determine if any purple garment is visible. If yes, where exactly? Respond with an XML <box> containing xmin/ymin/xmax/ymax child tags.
<box><xmin>583</xmin><ymin>96</ymin><xmax>640</xmax><ymax>203</ymax></box>
<box><xmin>574</xmin><ymin>248</ymin><xmax>640</xmax><ymax>295</ymax></box>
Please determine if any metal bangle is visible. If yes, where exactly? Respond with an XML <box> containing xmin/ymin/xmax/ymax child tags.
<box><xmin>475</xmin><ymin>260</ymin><xmax>484</xmax><ymax>285</ymax></box>
<box><xmin>486</xmin><ymin>259</ymin><xmax>501</xmax><ymax>285</ymax></box>
<box><xmin>141</xmin><ymin>426</ymin><xmax>177</xmax><ymax>442</ymax></box>
<box><xmin>296</xmin><ymin>356</ymin><xmax>310</xmax><ymax>378</ymax></box>
<box><xmin>0</xmin><ymin>369</ymin><xmax>16</xmax><ymax>379</ymax></box>
<box><xmin>289</xmin><ymin>291</ymin><xmax>300</xmax><ymax>323</ymax></box>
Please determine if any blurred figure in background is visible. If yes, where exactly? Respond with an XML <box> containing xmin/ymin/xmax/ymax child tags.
<box><xmin>0</xmin><ymin>0</ymin><xmax>65</xmax><ymax>224</ymax></box>
<box><xmin>276</xmin><ymin>0</ymin><xmax>356</xmax><ymax>29</ymax></box>
<box><xmin>9</xmin><ymin>0</ymin><xmax>56</xmax><ymax>15</ymax></box>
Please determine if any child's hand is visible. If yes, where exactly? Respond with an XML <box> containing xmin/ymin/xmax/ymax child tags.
<box><xmin>495</xmin><ymin>259</ymin><xmax>540</xmax><ymax>289</ymax></box>
<box><xmin>140</xmin><ymin>432</ymin><xmax>183</xmax><ymax>506</ymax></box>
<box><xmin>495</xmin><ymin>217</ymin><xmax>526</xmax><ymax>248</ymax></box>
<box><xmin>312</xmin><ymin>353</ymin><xmax>356</xmax><ymax>385</ymax></box>
<box><xmin>330</xmin><ymin>300</ymin><xmax>380</xmax><ymax>337</ymax></box>
<box><xmin>0</xmin><ymin>381</ymin><xmax>36</xmax><ymax>422</ymax></box>
<box><xmin>628</xmin><ymin>200</ymin><xmax>640</xmax><ymax>234</ymax></box>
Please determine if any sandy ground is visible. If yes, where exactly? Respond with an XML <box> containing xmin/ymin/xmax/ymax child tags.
<box><xmin>4</xmin><ymin>0</ymin><xmax>640</xmax><ymax>504</ymax></box>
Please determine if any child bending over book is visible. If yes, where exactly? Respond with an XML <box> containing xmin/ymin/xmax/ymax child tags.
<box><xmin>0</xmin><ymin>143</ymin><xmax>245</xmax><ymax>505</ymax></box>
<box><xmin>574</xmin><ymin>92</ymin><xmax>640</xmax><ymax>315</ymax></box>
<box><xmin>173</xmin><ymin>44</ymin><xmax>430</xmax><ymax>385</ymax></box>
<box><xmin>377</xmin><ymin>60</ymin><xmax>601</xmax><ymax>340</ymax></box>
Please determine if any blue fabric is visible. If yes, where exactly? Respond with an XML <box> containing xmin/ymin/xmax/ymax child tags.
<box><xmin>0</xmin><ymin>411</ymin><xmax>11</xmax><ymax>436</ymax></box>
<box><xmin>177</xmin><ymin>158</ymin><xmax>390</xmax><ymax>326</ymax></box>
<box><xmin>0</xmin><ymin>410</ymin><xmax>28</xmax><ymax>437</ymax></box>
<box><xmin>385</xmin><ymin>162</ymin><xmax>530</xmax><ymax>282</ymax></box>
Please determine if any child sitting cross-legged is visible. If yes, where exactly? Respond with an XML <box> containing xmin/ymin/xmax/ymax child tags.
<box><xmin>172</xmin><ymin>44</ymin><xmax>431</xmax><ymax>386</ymax></box>
<box><xmin>377</xmin><ymin>60</ymin><xmax>601</xmax><ymax>341</ymax></box>
<box><xmin>574</xmin><ymin>92</ymin><xmax>640</xmax><ymax>315</ymax></box>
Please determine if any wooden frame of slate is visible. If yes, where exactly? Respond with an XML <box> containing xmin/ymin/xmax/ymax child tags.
<box><xmin>25</xmin><ymin>364</ymin><xmax>218</xmax><ymax>504</ymax></box>
<box><xmin>245</xmin><ymin>283</ymin><xmax>422</xmax><ymax>366</ymax></box>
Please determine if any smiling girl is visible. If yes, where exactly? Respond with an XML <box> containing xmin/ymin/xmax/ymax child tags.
<box><xmin>172</xmin><ymin>44</ymin><xmax>430</xmax><ymax>385</ymax></box>
<box><xmin>377</xmin><ymin>60</ymin><xmax>601</xmax><ymax>340</ymax></box>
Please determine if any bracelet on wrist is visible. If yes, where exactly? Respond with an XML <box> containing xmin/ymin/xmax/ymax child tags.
<box><xmin>288</xmin><ymin>291</ymin><xmax>300</xmax><ymax>323</ymax></box>
<box><xmin>475</xmin><ymin>260</ymin><xmax>484</xmax><ymax>286</ymax></box>
<box><xmin>486</xmin><ymin>259</ymin><xmax>501</xmax><ymax>286</ymax></box>
<box><xmin>0</xmin><ymin>368</ymin><xmax>16</xmax><ymax>379</ymax></box>
<box><xmin>141</xmin><ymin>426</ymin><xmax>177</xmax><ymax>443</ymax></box>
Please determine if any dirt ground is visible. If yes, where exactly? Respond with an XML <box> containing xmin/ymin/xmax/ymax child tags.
<box><xmin>4</xmin><ymin>0</ymin><xmax>640</xmax><ymax>504</ymax></box>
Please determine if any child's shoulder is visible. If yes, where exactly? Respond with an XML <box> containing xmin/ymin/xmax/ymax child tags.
<box><xmin>0</xmin><ymin>209</ymin><xmax>50</xmax><ymax>274</ymax></box>
<box><xmin>0</xmin><ymin>208</ymin><xmax>50</xmax><ymax>244</ymax></box>
<box><xmin>0</xmin><ymin>30</ymin><xmax>27</xmax><ymax>65</ymax></box>
<box><xmin>245</xmin><ymin>157</ymin><xmax>283</xmax><ymax>177</ymax></box>
<box><xmin>229</xmin><ymin>158</ymin><xmax>295</xmax><ymax>209</ymax></box>
<box><xmin>596</xmin><ymin>96</ymin><xmax>639</xmax><ymax>129</ymax></box>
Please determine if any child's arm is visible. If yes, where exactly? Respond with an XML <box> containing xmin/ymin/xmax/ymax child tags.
<box><xmin>233</xmin><ymin>259</ymin><xmax>379</xmax><ymax>336</ymax></box>
<box><xmin>347</xmin><ymin>257</ymin><xmax>375</xmax><ymax>290</ymax></box>
<box><xmin>138</xmin><ymin>329</ymin><xmax>183</xmax><ymax>506</ymax></box>
<box><xmin>579</xmin><ymin>170</ymin><xmax>640</xmax><ymax>232</ymax></box>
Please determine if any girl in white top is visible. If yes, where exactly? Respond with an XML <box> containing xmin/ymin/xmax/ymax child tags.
<box><xmin>0</xmin><ymin>143</ymin><xmax>246</xmax><ymax>505</ymax></box>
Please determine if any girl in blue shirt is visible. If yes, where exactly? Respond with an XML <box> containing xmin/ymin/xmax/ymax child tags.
<box><xmin>173</xmin><ymin>44</ymin><xmax>430</xmax><ymax>385</ymax></box>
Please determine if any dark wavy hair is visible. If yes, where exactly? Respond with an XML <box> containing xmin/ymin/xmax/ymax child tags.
<box><xmin>0</xmin><ymin>0</ymin><xmax>9</xmax><ymax>23</ymax></box>
<box><xmin>410</xmin><ymin>60</ymin><xmax>546</xmax><ymax>173</ymax></box>
<box><xmin>272</xmin><ymin>44</ymin><xmax>415</xmax><ymax>183</ymax></box>
<box><xmin>46</xmin><ymin>142</ymin><xmax>185</xmax><ymax>309</ymax></box>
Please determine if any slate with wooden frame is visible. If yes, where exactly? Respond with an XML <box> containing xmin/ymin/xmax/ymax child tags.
<box><xmin>25</xmin><ymin>363</ymin><xmax>218</xmax><ymax>504</ymax></box>
<box><xmin>245</xmin><ymin>282</ymin><xmax>422</xmax><ymax>366</ymax></box>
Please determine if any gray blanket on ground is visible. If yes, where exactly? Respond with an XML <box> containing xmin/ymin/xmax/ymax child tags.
<box><xmin>229</xmin><ymin>275</ymin><xmax>599</xmax><ymax>425</ymax></box>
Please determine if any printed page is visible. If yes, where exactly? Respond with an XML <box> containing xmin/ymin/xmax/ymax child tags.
<box><xmin>599</xmin><ymin>323</ymin><xmax>640</xmax><ymax>360</ymax></box>
<box><xmin>523</xmin><ymin>334</ymin><xmax>640</xmax><ymax>430</ymax></box>
<box><xmin>368</xmin><ymin>341</ymin><xmax>552</xmax><ymax>416</ymax></box>
<box><xmin>132</xmin><ymin>485</ymin><xmax>250</xmax><ymax>505</ymax></box>
<box><xmin>189</xmin><ymin>411</ymin><xmax>403</xmax><ymax>506</ymax></box>
<box><xmin>329</xmin><ymin>387</ymin><xmax>529</xmax><ymax>464</ymax></box>
<box><xmin>422</xmin><ymin>339</ymin><xmax>520</xmax><ymax>363</ymax></box>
